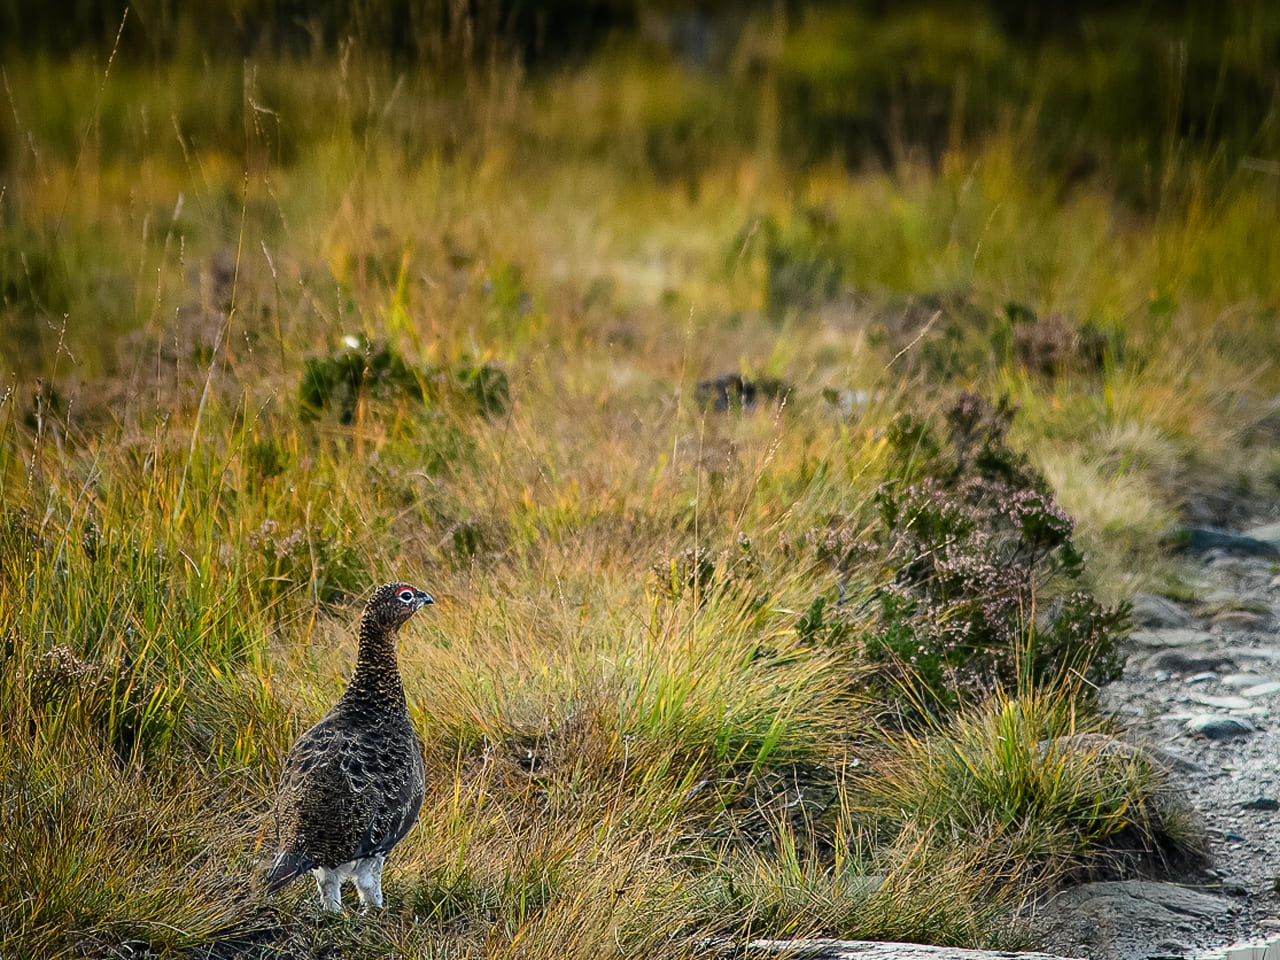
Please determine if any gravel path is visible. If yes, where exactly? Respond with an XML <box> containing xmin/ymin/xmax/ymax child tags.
<box><xmin>1038</xmin><ymin>522</ymin><xmax>1280</xmax><ymax>960</ymax></box>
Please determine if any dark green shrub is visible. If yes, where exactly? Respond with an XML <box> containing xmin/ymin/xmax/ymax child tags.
<box><xmin>298</xmin><ymin>335</ymin><xmax>509</xmax><ymax>423</ymax></box>
<box><xmin>299</xmin><ymin>337</ymin><xmax>425</xmax><ymax>424</ymax></box>
<box><xmin>456</xmin><ymin>362</ymin><xmax>511</xmax><ymax>418</ymax></box>
<box><xmin>451</xmin><ymin>519</ymin><xmax>484</xmax><ymax>561</ymax></box>
<box><xmin>1005</xmin><ymin>302</ymin><xmax>1112</xmax><ymax>379</ymax></box>
<box><xmin>762</xmin><ymin>213</ymin><xmax>843</xmax><ymax>324</ymax></box>
<box><xmin>245</xmin><ymin>438</ymin><xmax>291</xmax><ymax>482</ymax></box>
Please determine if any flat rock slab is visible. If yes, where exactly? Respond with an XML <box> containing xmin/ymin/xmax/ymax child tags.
<box><xmin>1036</xmin><ymin>881</ymin><xmax>1244</xmax><ymax>960</ymax></box>
<box><xmin>1193</xmin><ymin>694</ymin><xmax>1257</xmax><ymax>711</ymax></box>
<box><xmin>1212</xmin><ymin>610</ymin><xmax>1271</xmax><ymax>631</ymax></box>
<box><xmin>722</xmin><ymin>941</ymin><xmax>1083</xmax><ymax>960</ymax></box>
<box><xmin>1179</xmin><ymin>527</ymin><xmax>1280</xmax><ymax>559</ymax></box>
<box><xmin>1129</xmin><ymin>628</ymin><xmax>1219</xmax><ymax>649</ymax></box>
<box><xmin>1246</xmin><ymin>522</ymin><xmax>1280</xmax><ymax>546</ymax></box>
<box><xmin>1043</xmin><ymin>881</ymin><xmax>1237</xmax><ymax>924</ymax></box>
<box><xmin>1222</xmin><ymin>673</ymin><xmax>1270</xmax><ymax>688</ymax></box>
<box><xmin>1185</xmin><ymin>714</ymin><xmax>1260</xmax><ymax>738</ymax></box>
<box><xmin>1131</xmin><ymin>592</ymin><xmax>1193</xmax><ymax>629</ymax></box>
<box><xmin>1232</xmin><ymin>648</ymin><xmax>1280</xmax><ymax>663</ymax></box>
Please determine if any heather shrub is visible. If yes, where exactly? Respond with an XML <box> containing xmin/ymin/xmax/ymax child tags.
<box><xmin>1005</xmin><ymin>303</ymin><xmax>1111</xmax><ymax>380</ymax></box>
<box><xmin>813</xmin><ymin>394</ymin><xmax>1128</xmax><ymax>715</ymax></box>
<box><xmin>247</xmin><ymin>518</ymin><xmax>365</xmax><ymax>604</ymax></box>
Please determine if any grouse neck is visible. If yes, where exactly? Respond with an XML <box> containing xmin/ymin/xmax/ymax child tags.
<box><xmin>345</xmin><ymin>615</ymin><xmax>407</xmax><ymax>706</ymax></box>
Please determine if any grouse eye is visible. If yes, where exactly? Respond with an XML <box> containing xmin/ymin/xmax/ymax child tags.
<box><xmin>397</xmin><ymin>589</ymin><xmax>415</xmax><ymax>603</ymax></box>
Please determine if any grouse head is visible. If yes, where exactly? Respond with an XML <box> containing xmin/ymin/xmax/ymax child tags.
<box><xmin>366</xmin><ymin>581</ymin><xmax>434</xmax><ymax>631</ymax></box>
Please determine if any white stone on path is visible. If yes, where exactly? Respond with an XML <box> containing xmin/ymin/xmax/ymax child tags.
<box><xmin>1184</xmin><ymin>714</ymin><xmax>1259</xmax><ymax>739</ymax></box>
<box><xmin>1193</xmin><ymin>694</ymin><xmax>1256</xmax><ymax>710</ymax></box>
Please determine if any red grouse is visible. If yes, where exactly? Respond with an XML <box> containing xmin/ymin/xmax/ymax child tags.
<box><xmin>265</xmin><ymin>581</ymin><xmax>433</xmax><ymax>912</ymax></box>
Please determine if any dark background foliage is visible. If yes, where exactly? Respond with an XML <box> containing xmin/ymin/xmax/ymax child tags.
<box><xmin>5</xmin><ymin>0</ymin><xmax>1278</xmax><ymax>207</ymax></box>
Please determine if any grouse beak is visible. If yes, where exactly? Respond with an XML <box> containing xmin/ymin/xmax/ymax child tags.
<box><xmin>415</xmin><ymin>590</ymin><xmax>434</xmax><ymax>610</ymax></box>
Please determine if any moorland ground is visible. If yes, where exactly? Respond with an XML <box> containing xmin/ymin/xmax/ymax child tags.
<box><xmin>2</xmin><ymin>3</ymin><xmax>1279</xmax><ymax>957</ymax></box>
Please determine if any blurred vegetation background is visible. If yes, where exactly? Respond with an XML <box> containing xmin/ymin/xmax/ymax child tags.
<box><xmin>6</xmin><ymin>0</ymin><xmax>1279</xmax><ymax>208</ymax></box>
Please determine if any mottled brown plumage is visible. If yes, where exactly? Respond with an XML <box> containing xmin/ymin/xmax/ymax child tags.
<box><xmin>264</xmin><ymin>581</ymin><xmax>432</xmax><ymax>912</ymax></box>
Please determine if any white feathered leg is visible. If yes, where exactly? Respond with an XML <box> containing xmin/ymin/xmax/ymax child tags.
<box><xmin>314</xmin><ymin>866</ymin><xmax>345</xmax><ymax>912</ymax></box>
<box><xmin>354</xmin><ymin>855</ymin><xmax>386</xmax><ymax>912</ymax></box>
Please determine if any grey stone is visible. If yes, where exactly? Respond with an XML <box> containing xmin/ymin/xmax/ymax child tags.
<box><xmin>1243</xmin><ymin>682</ymin><xmax>1280</xmax><ymax>698</ymax></box>
<box><xmin>1246</xmin><ymin>521</ymin><xmax>1280</xmax><ymax>545</ymax></box>
<box><xmin>1042</xmin><ymin>880</ymin><xmax>1237</xmax><ymax>926</ymax></box>
<box><xmin>1192</xmin><ymin>694</ymin><xmax>1256</xmax><ymax>711</ymax></box>
<box><xmin>1239</xmin><ymin>798</ymin><xmax>1280</xmax><ymax>811</ymax></box>
<box><xmin>1180</xmin><ymin>527</ymin><xmax>1280</xmax><ymax>558</ymax></box>
<box><xmin>1230</xmin><ymin>706</ymin><xmax>1270</xmax><ymax>718</ymax></box>
<box><xmin>1039</xmin><ymin>885</ymin><xmax>1239</xmax><ymax>942</ymax></box>
<box><xmin>1184</xmin><ymin>714</ymin><xmax>1259</xmax><ymax>739</ymax></box>
<box><xmin>1147</xmin><ymin>745</ymin><xmax>1207</xmax><ymax>774</ymax></box>
<box><xmin>729</xmin><ymin>942</ymin><xmax>1082</xmax><ymax>960</ymax></box>
<box><xmin>1233</xmin><ymin>648</ymin><xmax>1280</xmax><ymax>663</ymax></box>
<box><xmin>1145</xmin><ymin>650</ymin><xmax>1237</xmax><ymax>676</ymax></box>
<box><xmin>1212</xmin><ymin>610</ymin><xmax>1270</xmax><ymax>632</ymax></box>
<box><xmin>1132</xmin><ymin>592</ymin><xmax>1193</xmax><ymax>629</ymax></box>
<box><xmin>1129</xmin><ymin>628</ymin><xmax>1218</xmax><ymax>649</ymax></box>
<box><xmin>1222</xmin><ymin>673</ymin><xmax>1269</xmax><ymax>688</ymax></box>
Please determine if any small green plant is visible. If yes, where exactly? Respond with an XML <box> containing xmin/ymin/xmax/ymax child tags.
<box><xmin>651</xmin><ymin>535</ymin><xmax>763</xmax><ymax>602</ymax></box>
<box><xmin>795</xmin><ymin>594</ymin><xmax>856</xmax><ymax>647</ymax></box>
<box><xmin>299</xmin><ymin>335</ymin><xmax>509</xmax><ymax>423</ymax></box>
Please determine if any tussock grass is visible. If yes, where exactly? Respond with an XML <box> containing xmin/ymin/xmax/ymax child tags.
<box><xmin>684</xmin><ymin>824</ymin><xmax>1030</xmax><ymax>948</ymax></box>
<box><xmin>858</xmin><ymin>689</ymin><xmax>1207</xmax><ymax>882</ymax></box>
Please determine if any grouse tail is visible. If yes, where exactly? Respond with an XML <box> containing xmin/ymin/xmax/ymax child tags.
<box><xmin>262</xmin><ymin>849</ymin><xmax>309</xmax><ymax>894</ymax></box>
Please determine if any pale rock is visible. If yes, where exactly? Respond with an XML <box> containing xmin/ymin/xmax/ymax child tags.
<box><xmin>1184</xmin><ymin>714</ymin><xmax>1259</xmax><ymax>739</ymax></box>
<box><xmin>1246</xmin><ymin>521</ymin><xmax>1280</xmax><ymax>546</ymax></box>
<box><xmin>1131</xmin><ymin>592</ymin><xmax>1193</xmax><ymax>629</ymax></box>
<box><xmin>1213</xmin><ymin>610</ymin><xmax>1269</xmax><ymax>631</ymax></box>
<box><xmin>1223</xmin><ymin>673</ymin><xmax>1270</xmax><ymax>688</ymax></box>
<box><xmin>1129</xmin><ymin>628</ymin><xmax>1218</xmax><ymax>648</ymax></box>
<box><xmin>1193</xmin><ymin>694</ymin><xmax>1256</xmax><ymax>710</ymax></box>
